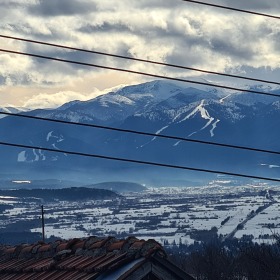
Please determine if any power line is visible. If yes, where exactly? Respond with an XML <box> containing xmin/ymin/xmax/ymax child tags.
<box><xmin>182</xmin><ymin>0</ymin><xmax>280</xmax><ymax>20</ymax></box>
<box><xmin>1</xmin><ymin>48</ymin><xmax>280</xmax><ymax>99</ymax></box>
<box><xmin>1</xmin><ymin>111</ymin><xmax>280</xmax><ymax>157</ymax></box>
<box><xmin>0</xmin><ymin>140</ymin><xmax>279</xmax><ymax>183</ymax></box>
<box><xmin>1</xmin><ymin>34</ymin><xmax>280</xmax><ymax>86</ymax></box>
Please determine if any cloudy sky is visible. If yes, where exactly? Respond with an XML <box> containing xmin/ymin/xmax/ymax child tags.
<box><xmin>1</xmin><ymin>0</ymin><xmax>280</xmax><ymax>108</ymax></box>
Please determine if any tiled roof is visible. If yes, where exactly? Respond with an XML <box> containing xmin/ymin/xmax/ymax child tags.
<box><xmin>0</xmin><ymin>236</ymin><xmax>167</xmax><ymax>280</ymax></box>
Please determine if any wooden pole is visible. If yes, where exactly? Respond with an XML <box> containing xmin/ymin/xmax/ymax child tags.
<box><xmin>41</xmin><ymin>205</ymin><xmax>45</xmax><ymax>243</ymax></box>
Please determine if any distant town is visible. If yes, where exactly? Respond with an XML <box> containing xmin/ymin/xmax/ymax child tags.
<box><xmin>0</xmin><ymin>179</ymin><xmax>278</xmax><ymax>246</ymax></box>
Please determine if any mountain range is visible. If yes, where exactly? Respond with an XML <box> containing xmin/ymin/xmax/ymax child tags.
<box><xmin>0</xmin><ymin>106</ymin><xmax>30</xmax><ymax>119</ymax></box>
<box><xmin>0</xmin><ymin>80</ymin><xmax>280</xmax><ymax>185</ymax></box>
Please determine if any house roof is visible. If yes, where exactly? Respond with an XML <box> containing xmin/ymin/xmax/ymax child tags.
<box><xmin>0</xmin><ymin>236</ymin><xmax>194</xmax><ymax>280</ymax></box>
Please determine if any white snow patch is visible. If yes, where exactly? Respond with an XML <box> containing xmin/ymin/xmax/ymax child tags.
<box><xmin>260</xmin><ymin>164</ymin><xmax>280</xmax><ymax>169</ymax></box>
<box><xmin>173</xmin><ymin>140</ymin><xmax>181</xmax><ymax>147</ymax></box>
<box><xmin>32</xmin><ymin>149</ymin><xmax>39</xmax><ymax>161</ymax></box>
<box><xmin>38</xmin><ymin>149</ymin><xmax>46</xmax><ymax>161</ymax></box>
<box><xmin>100</xmin><ymin>94</ymin><xmax>135</xmax><ymax>107</ymax></box>
<box><xmin>31</xmin><ymin>226</ymin><xmax>86</xmax><ymax>240</ymax></box>
<box><xmin>151</xmin><ymin>125</ymin><xmax>169</xmax><ymax>141</ymax></box>
<box><xmin>139</xmin><ymin>125</ymin><xmax>170</xmax><ymax>148</ymax></box>
<box><xmin>17</xmin><ymin>151</ymin><xmax>27</xmax><ymax>162</ymax></box>
<box><xmin>52</xmin><ymin>144</ymin><xmax>59</xmax><ymax>150</ymax></box>
<box><xmin>210</xmin><ymin>119</ymin><xmax>220</xmax><ymax>137</ymax></box>
<box><xmin>46</xmin><ymin>131</ymin><xmax>53</xmax><ymax>142</ymax></box>
<box><xmin>47</xmin><ymin>131</ymin><xmax>64</xmax><ymax>143</ymax></box>
<box><xmin>201</xmin><ymin>117</ymin><xmax>215</xmax><ymax>130</ymax></box>
<box><xmin>269</xmin><ymin>165</ymin><xmax>280</xmax><ymax>168</ymax></box>
<box><xmin>174</xmin><ymin>100</ymin><xmax>219</xmax><ymax>145</ymax></box>
<box><xmin>220</xmin><ymin>94</ymin><xmax>232</xmax><ymax>103</ymax></box>
<box><xmin>179</xmin><ymin>100</ymin><xmax>212</xmax><ymax>123</ymax></box>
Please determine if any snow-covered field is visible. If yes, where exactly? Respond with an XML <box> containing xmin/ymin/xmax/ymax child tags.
<box><xmin>1</xmin><ymin>181</ymin><xmax>280</xmax><ymax>245</ymax></box>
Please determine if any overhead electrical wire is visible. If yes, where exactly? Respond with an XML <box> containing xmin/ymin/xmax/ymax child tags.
<box><xmin>1</xmin><ymin>48</ymin><xmax>280</xmax><ymax>99</ymax></box>
<box><xmin>182</xmin><ymin>0</ymin><xmax>280</xmax><ymax>20</ymax></box>
<box><xmin>0</xmin><ymin>141</ymin><xmax>279</xmax><ymax>183</ymax></box>
<box><xmin>1</xmin><ymin>111</ymin><xmax>280</xmax><ymax>157</ymax></box>
<box><xmin>0</xmin><ymin>37</ymin><xmax>279</xmax><ymax>181</ymax></box>
<box><xmin>0</xmin><ymin>38</ymin><xmax>279</xmax><ymax>183</ymax></box>
<box><xmin>1</xmin><ymin>34</ymin><xmax>280</xmax><ymax>86</ymax></box>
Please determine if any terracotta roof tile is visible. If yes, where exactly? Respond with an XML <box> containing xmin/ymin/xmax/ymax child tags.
<box><xmin>95</xmin><ymin>252</ymin><xmax>128</xmax><ymax>271</ymax></box>
<box><xmin>56</xmin><ymin>242</ymin><xmax>68</xmax><ymax>252</ymax></box>
<box><xmin>59</xmin><ymin>270</ymin><xmax>83</xmax><ymax>280</ymax></box>
<box><xmin>0</xmin><ymin>259</ymin><xmax>20</xmax><ymax>271</ymax></box>
<box><xmin>56</xmin><ymin>255</ymin><xmax>83</xmax><ymax>269</ymax></box>
<box><xmin>107</xmin><ymin>240</ymin><xmax>125</xmax><ymax>251</ymax></box>
<box><xmin>32</xmin><ymin>270</ymin><xmax>59</xmax><ymax>280</ymax></box>
<box><xmin>129</xmin><ymin>240</ymin><xmax>146</xmax><ymax>250</ymax></box>
<box><xmin>1</xmin><ymin>273</ymin><xmax>21</xmax><ymax>280</ymax></box>
<box><xmin>2</xmin><ymin>247</ymin><xmax>16</xmax><ymax>256</ymax></box>
<box><xmin>45</xmin><ymin>270</ymin><xmax>70</xmax><ymax>280</ymax></box>
<box><xmin>80</xmin><ymin>254</ymin><xmax>113</xmax><ymax>270</ymax></box>
<box><xmin>37</xmin><ymin>244</ymin><xmax>51</xmax><ymax>253</ymax></box>
<box><xmin>10</xmin><ymin>260</ymin><xmax>35</xmax><ymax>272</ymax></box>
<box><xmin>83</xmin><ymin>253</ymin><xmax>116</xmax><ymax>272</ymax></box>
<box><xmin>72</xmin><ymin>240</ymin><xmax>86</xmax><ymax>251</ymax></box>
<box><xmin>0</xmin><ymin>235</ymin><xmax>168</xmax><ymax>280</ymax></box>
<box><xmin>88</xmin><ymin>237</ymin><xmax>109</xmax><ymax>249</ymax></box>
<box><xmin>107</xmin><ymin>254</ymin><xmax>135</xmax><ymax>271</ymax></box>
<box><xmin>31</xmin><ymin>244</ymin><xmax>41</xmax><ymax>254</ymax></box>
<box><xmin>65</xmin><ymin>238</ymin><xmax>80</xmax><ymax>249</ymax></box>
<box><xmin>23</xmin><ymin>258</ymin><xmax>54</xmax><ymax>272</ymax></box>
<box><xmin>19</xmin><ymin>245</ymin><xmax>34</xmax><ymax>255</ymax></box>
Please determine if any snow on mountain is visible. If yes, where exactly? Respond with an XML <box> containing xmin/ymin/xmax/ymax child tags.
<box><xmin>225</xmin><ymin>83</ymin><xmax>280</xmax><ymax>105</ymax></box>
<box><xmin>272</xmin><ymin>101</ymin><xmax>280</xmax><ymax>109</ymax></box>
<box><xmin>17</xmin><ymin>151</ymin><xmax>27</xmax><ymax>162</ymax></box>
<box><xmin>1</xmin><ymin>79</ymin><xmax>280</xmax><ymax>182</ymax></box>
<box><xmin>46</xmin><ymin>131</ymin><xmax>64</xmax><ymax>143</ymax></box>
<box><xmin>117</xmin><ymin>80</ymin><xmax>184</xmax><ymax>101</ymax></box>
<box><xmin>0</xmin><ymin>106</ymin><xmax>30</xmax><ymax>119</ymax></box>
<box><xmin>57</xmin><ymin>100</ymin><xmax>81</xmax><ymax>111</ymax></box>
<box><xmin>34</xmin><ymin>80</ymin><xmax>221</xmax><ymax>124</ymax></box>
<box><xmin>168</xmin><ymin>100</ymin><xmax>218</xmax><ymax>146</ymax></box>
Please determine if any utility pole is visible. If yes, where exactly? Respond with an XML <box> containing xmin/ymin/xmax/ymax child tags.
<box><xmin>41</xmin><ymin>205</ymin><xmax>45</xmax><ymax>243</ymax></box>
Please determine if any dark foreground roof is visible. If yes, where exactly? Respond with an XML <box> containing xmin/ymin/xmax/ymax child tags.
<box><xmin>0</xmin><ymin>236</ymin><xmax>194</xmax><ymax>280</ymax></box>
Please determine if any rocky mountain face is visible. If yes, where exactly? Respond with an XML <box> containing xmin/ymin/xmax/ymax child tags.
<box><xmin>0</xmin><ymin>80</ymin><xmax>279</xmax><ymax>184</ymax></box>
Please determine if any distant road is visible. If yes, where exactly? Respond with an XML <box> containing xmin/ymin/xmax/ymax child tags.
<box><xmin>223</xmin><ymin>200</ymin><xmax>277</xmax><ymax>241</ymax></box>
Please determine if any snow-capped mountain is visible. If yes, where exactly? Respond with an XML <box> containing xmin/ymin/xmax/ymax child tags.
<box><xmin>0</xmin><ymin>106</ymin><xmax>30</xmax><ymax>119</ymax></box>
<box><xmin>0</xmin><ymin>80</ymin><xmax>279</xmax><ymax>183</ymax></box>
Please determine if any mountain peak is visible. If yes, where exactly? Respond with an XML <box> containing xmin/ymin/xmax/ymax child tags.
<box><xmin>1</xmin><ymin>79</ymin><xmax>280</xmax><ymax>183</ymax></box>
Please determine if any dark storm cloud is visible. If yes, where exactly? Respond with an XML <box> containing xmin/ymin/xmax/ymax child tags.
<box><xmin>29</xmin><ymin>0</ymin><xmax>96</xmax><ymax>17</ymax></box>
<box><xmin>22</xmin><ymin>36</ymin><xmax>135</xmax><ymax>76</ymax></box>
<box><xmin>209</xmin><ymin>38</ymin><xmax>255</xmax><ymax>60</ymax></box>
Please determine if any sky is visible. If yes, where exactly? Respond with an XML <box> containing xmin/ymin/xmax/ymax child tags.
<box><xmin>1</xmin><ymin>0</ymin><xmax>280</xmax><ymax>108</ymax></box>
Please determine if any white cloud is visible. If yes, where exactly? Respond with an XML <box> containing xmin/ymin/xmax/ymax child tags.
<box><xmin>1</xmin><ymin>0</ymin><xmax>280</xmax><ymax>107</ymax></box>
<box><xmin>23</xmin><ymin>90</ymin><xmax>100</xmax><ymax>109</ymax></box>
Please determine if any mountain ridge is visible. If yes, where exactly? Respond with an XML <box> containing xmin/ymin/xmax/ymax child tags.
<box><xmin>0</xmin><ymin>80</ymin><xmax>279</xmax><ymax>184</ymax></box>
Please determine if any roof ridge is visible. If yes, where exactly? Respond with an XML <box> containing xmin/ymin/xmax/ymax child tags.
<box><xmin>0</xmin><ymin>236</ymin><xmax>194</xmax><ymax>280</ymax></box>
<box><xmin>0</xmin><ymin>236</ymin><xmax>166</xmax><ymax>261</ymax></box>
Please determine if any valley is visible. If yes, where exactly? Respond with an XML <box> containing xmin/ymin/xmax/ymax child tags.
<box><xmin>1</xmin><ymin>80</ymin><xmax>280</xmax><ymax>249</ymax></box>
<box><xmin>0</xmin><ymin>179</ymin><xmax>279</xmax><ymax>246</ymax></box>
